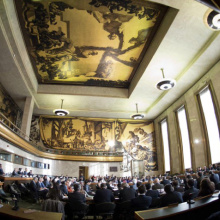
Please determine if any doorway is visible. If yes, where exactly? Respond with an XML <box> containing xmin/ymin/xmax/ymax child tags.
<box><xmin>79</xmin><ymin>166</ymin><xmax>89</xmax><ymax>180</ymax></box>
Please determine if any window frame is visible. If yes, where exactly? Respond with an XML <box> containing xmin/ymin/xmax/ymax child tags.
<box><xmin>175</xmin><ymin>104</ymin><xmax>193</xmax><ymax>172</ymax></box>
<box><xmin>159</xmin><ymin>117</ymin><xmax>172</xmax><ymax>174</ymax></box>
<box><xmin>197</xmin><ymin>83</ymin><xmax>220</xmax><ymax>165</ymax></box>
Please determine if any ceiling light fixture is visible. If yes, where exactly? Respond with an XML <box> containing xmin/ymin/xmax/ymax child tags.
<box><xmin>131</xmin><ymin>103</ymin><xmax>144</xmax><ymax>120</ymax></box>
<box><xmin>156</xmin><ymin>68</ymin><xmax>176</xmax><ymax>90</ymax></box>
<box><xmin>204</xmin><ymin>9</ymin><xmax>220</xmax><ymax>31</ymax></box>
<box><xmin>54</xmin><ymin>99</ymin><xmax>69</xmax><ymax>116</ymax></box>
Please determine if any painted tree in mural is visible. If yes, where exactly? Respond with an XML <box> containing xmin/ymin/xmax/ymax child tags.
<box><xmin>19</xmin><ymin>0</ymin><xmax>161</xmax><ymax>87</ymax></box>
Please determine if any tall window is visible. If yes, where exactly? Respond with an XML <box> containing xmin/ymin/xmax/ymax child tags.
<box><xmin>161</xmin><ymin>119</ymin><xmax>170</xmax><ymax>172</ymax></box>
<box><xmin>176</xmin><ymin>106</ymin><xmax>192</xmax><ymax>169</ymax></box>
<box><xmin>199</xmin><ymin>87</ymin><xmax>220</xmax><ymax>164</ymax></box>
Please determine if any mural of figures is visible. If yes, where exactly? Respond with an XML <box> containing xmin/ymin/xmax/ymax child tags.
<box><xmin>30</xmin><ymin>116</ymin><xmax>157</xmax><ymax>171</ymax></box>
<box><xmin>0</xmin><ymin>83</ymin><xmax>23</xmax><ymax>129</ymax></box>
<box><xmin>15</xmin><ymin>0</ymin><xmax>166</xmax><ymax>88</ymax></box>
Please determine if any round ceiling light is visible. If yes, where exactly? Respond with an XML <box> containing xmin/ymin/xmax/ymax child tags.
<box><xmin>156</xmin><ymin>68</ymin><xmax>176</xmax><ymax>91</ymax></box>
<box><xmin>131</xmin><ymin>103</ymin><xmax>144</xmax><ymax>120</ymax></box>
<box><xmin>54</xmin><ymin>109</ymin><xmax>69</xmax><ymax>116</ymax></box>
<box><xmin>204</xmin><ymin>9</ymin><xmax>220</xmax><ymax>31</ymax></box>
<box><xmin>156</xmin><ymin>78</ymin><xmax>176</xmax><ymax>90</ymax></box>
<box><xmin>54</xmin><ymin>99</ymin><xmax>69</xmax><ymax>116</ymax></box>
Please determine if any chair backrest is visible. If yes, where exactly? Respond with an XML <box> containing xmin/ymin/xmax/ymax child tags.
<box><xmin>72</xmin><ymin>202</ymin><xmax>89</xmax><ymax>213</ymax></box>
<box><xmin>96</xmin><ymin>202</ymin><xmax>116</xmax><ymax>214</ymax></box>
<box><xmin>42</xmin><ymin>199</ymin><xmax>65</xmax><ymax>220</ymax></box>
<box><xmin>118</xmin><ymin>200</ymin><xmax>131</xmax><ymax>212</ymax></box>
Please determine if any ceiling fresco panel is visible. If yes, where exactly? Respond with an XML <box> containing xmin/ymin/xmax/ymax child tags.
<box><xmin>15</xmin><ymin>0</ymin><xmax>167</xmax><ymax>88</ymax></box>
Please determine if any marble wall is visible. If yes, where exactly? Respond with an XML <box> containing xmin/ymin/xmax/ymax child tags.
<box><xmin>154</xmin><ymin>61</ymin><xmax>220</xmax><ymax>174</ymax></box>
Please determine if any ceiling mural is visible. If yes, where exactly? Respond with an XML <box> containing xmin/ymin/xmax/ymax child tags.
<box><xmin>15</xmin><ymin>0</ymin><xmax>166</xmax><ymax>88</ymax></box>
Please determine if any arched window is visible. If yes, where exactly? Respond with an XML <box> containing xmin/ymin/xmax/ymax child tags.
<box><xmin>198</xmin><ymin>86</ymin><xmax>220</xmax><ymax>164</ymax></box>
<box><xmin>176</xmin><ymin>106</ymin><xmax>192</xmax><ymax>169</ymax></box>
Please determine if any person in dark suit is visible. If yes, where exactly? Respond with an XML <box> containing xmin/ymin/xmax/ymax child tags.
<box><xmin>145</xmin><ymin>183</ymin><xmax>160</xmax><ymax>208</ymax></box>
<box><xmin>68</xmin><ymin>184</ymin><xmax>86</xmax><ymax>204</ymax></box>
<box><xmin>0</xmin><ymin>164</ymin><xmax>5</xmax><ymax>175</ymax></box>
<box><xmin>94</xmin><ymin>183</ymin><xmax>115</xmax><ymax>204</ymax></box>
<box><xmin>172</xmin><ymin>180</ymin><xmax>184</xmax><ymax>193</ymax></box>
<box><xmin>160</xmin><ymin>176</ymin><xmax>171</xmax><ymax>186</ymax></box>
<box><xmin>84</xmin><ymin>180</ymin><xmax>95</xmax><ymax>196</ymax></box>
<box><xmin>209</xmin><ymin>171</ymin><xmax>220</xmax><ymax>187</ymax></box>
<box><xmin>196</xmin><ymin>171</ymin><xmax>204</xmax><ymax>189</ymax></box>
<box><xmin>29</xmin><ymin>177</ymin><xmax>39</xmax><ymax>202</ymax></box>
<box><xmin>60</xmin><ymin>180</ymin><xmax>68</xmax><ymax>195</ymax></box>
<box><xmin>132</xmin><ymin>185</ymin><xmax>152</xmax><ymax>211</ymax></box>
<box><xmin>119</xmin><ymin>182</ymin><xmax>137</xmax><ymax>202</ymax></box>
<box><xmin>66</xmin><ymin>184</ymin><xmax>87</xmax><ymax>220</ymax></box>
<box><xmin>152</xmin><ymin>178</ymin><xmax>164</xmax><ymax>191</ymax></box>
<box><xmin>183</xmin><ymin>179</ymin><xmax>199</xmax><ymax>202</ymax></box>
<box><xmin>159</xmin><ymin>184</ymin><xmax>183</xmax><ymax>207</ymax></box>
<box><xmin>145</xmin><ymin>183</ymin><xmax>160</xmax><ymax>198</ymax></box>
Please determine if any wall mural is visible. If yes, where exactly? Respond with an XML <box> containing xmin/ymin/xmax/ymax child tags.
<box><xmin>0</xmin><ymin>83</ymin><xmax>23</xmax><ymax>129</ymax></box>
<box><xmin>15</xmin><ymin>0</ymin><xmax>166</xmax><ymax>88</ymax></box>
<box><xmin>30</xmin><ymin>116</ymin><xmax>157</xmax><ymax>171</ymax></box>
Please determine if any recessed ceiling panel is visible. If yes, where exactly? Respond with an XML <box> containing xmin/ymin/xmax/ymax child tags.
<box><xmin>15</xmin><ymin>0</ymin><xmax>167</xmax><ymax>88</ymax></box>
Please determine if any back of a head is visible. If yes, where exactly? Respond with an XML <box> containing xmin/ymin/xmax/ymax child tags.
<box><xmin>74</xmin><ymin>183</ymin><xmax>80</xmax><ymax>191</ymax></box>
<box><xmin>122</xmin><ymin>182</ymin><xmax>128</xmax><ymax>188</ymax></box>
<box><xmin>154</xmin><ymin>178</ymin><xmax>159</xmax><ymax>184</ymax></box>
<box><xmin>164</xmin><ymin>184</ymin><xmax>173</xmax><ymax>193</ymax></box>
<box><xmin>172</xmin><ymin>180</ymin><xmax>179</xmax><ymax>187</ymax></box>
<box><xmin>101</xmin><ymin>183</ymin><xmax>106</xmax><ymax>189</ymax></box>
<box><xmin>138</xmin><ymin>185</ymin><xmax>146</xmax><ymax>194</ymax></box>
<box><xmin>198</xmin><ymin>171</ymin><xmax>202</xmax><ymax>177</ymax></box>
<box><xmin>145</xmin><ymin>183</ymin><xmax>151</xmax><ymax>190</ymax></box>
<box><xmin>137</xmin><ymin>182</ymin><xmax>142</xmax><ymax>188</ymax></box>
<box><xmin>187</xmin><ymin>179</ymin><xmax>194</xmax><ymax>188</ymax></box>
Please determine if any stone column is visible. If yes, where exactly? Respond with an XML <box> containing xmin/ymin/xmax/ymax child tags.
<box><xmin>21</xmin><ymin>96</ymin><xmax>34</xmax><ymax>140</ymax></box>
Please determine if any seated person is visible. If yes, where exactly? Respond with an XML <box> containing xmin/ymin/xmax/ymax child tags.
<box><xmin>94</xmin><ymin>183</ymin><xmax>115</xmax><ymax>204</ymax></box>
<box><xmin>159</xmin><ymin>184</ymin><xmax>183</xmax><ymax>207</ymax></box>
<box><xmin>183</xmin><ymin>179</ymin><xmax>199</xmax><ymax>202</ymax></box>
<box><xmin>84</xmin><ymin>180</ymin><xmax>95</xmax><ymax>196</ymax></box>
<box><xmin>23</xmin><ymin>168</ymin><xmax>28</xmax><ymax>176</ymax></box>
<box><xmin>173</xmin><ymin>180</ymin><xmax>184</xmax><ymax>193</ymax></box>
<box><xmin>12</xmin><ymin>168</ymin><xmax>19</xmax><ymax>176</ymax></box>
<box><xmin>131</xmin><ymin>185</ymin><xmax>152</xmax><ymax>211</ymax></box>
<box><xmin>18</xmin><ymin>168</ymin><xmax>23</xmax><ymax>175</ymax></box>
<box><xmin>152</xmin><ymin>178</ymin><xmax>164</xmax><ymax>191</ymax></box>
<box><xmin>37</xmin><ymin>177</ymin><xmax>49</xmax><ymax>200</ymax></box>
<box><xmin>43</xmin><ymin>175</ymin><xmax>51</xmax><ymax>188</ymax></box>
<box><xmin>0</xmin><ymin>164</ymin><xmax>5</xmax><ymax>175</ymax></box>
<box><xmin>198</xmin><ymin>178</ymin><xmax>215</xmax><ymax>197</ymax></box>
<box><xmin>60</xmin><ymin>180</ymin><xmax>68</xmax><ymax>196</ymax></box>
<box><xmin>65</xmin><ymin>184</ymin><xmax>88</xmax><ymax>220</ymax></box>
<box><xmin>119</xmin><ymin>182</ymin><xmax>137</xmax><ymax>202</ymax></box>
<box><xmin>145</xmin><ymin>183</ymin><xmax>160</xmax><ymax>198</ymax></box>
<box><xmin>29</xmin><ymin>177</ymin><xmax>39</xmax><ymax>202</ymax></box>
<box><xmin>27</xmin><ymin>170</ymin><xmax>33</xmax><ymax>177</ymax></box>
<box><xmin>160</xmin><ymin>176</ymin><xmax>171</xmax><ymax>186</ymax></box>
<box><xmin>47</xmin><ymin>181</ymin><xmax>63</xmax><ymax>200</ymax></box>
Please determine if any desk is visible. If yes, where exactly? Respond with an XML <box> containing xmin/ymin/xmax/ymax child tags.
<box><xmin>0</xmin><ymin>182</ymin><xmax>3</xmax><ymax>189</ymax></box>
<box><xmin>135</xmin><ymin>194</ymin><xmax>220</xmax><ymax>220</ymax></box>
<box><xmin>0</xmin><ymin>177</ymin><xmax>33</xmax><ymax>190</ymax></box>
<box><xmin>0</xmin><ymin>204</ymin><xmax>62</xmax><ymax>220</ymax></box>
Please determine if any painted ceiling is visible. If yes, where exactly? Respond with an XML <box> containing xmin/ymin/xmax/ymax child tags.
<box><xmin>0</xmin><ymin>0</ymin><xmax>220</xmax><ymax>120</ymax></box>
<box><xmin>15</xmin><ymin>0</ymin><xmax>166</xmax><ymax>88</ymax></box>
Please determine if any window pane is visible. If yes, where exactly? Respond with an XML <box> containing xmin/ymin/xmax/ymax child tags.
<box><xmin>199</xmin><ymin>87</ymin><xmax>220</xmax><ymax>164</ymax></box>
<box><xmin>161</xmin><ymin>120</ymin><xmax>170</xmax><ymax>172</ymax></box>
<box><xmin>177</xmin><ymin>107</ymin><xmax>192</xmax><ymax>169</ymax></box>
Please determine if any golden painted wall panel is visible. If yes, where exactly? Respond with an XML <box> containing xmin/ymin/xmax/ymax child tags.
<box><xmin>30</xmin><ymin>116</ymin><xmax>157</xmax><ymax>170</ymax></box>
<box><xmin>15</xmin><ymin>0</ymin><xmax>167</xmax><ymax>88</ymax></box>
